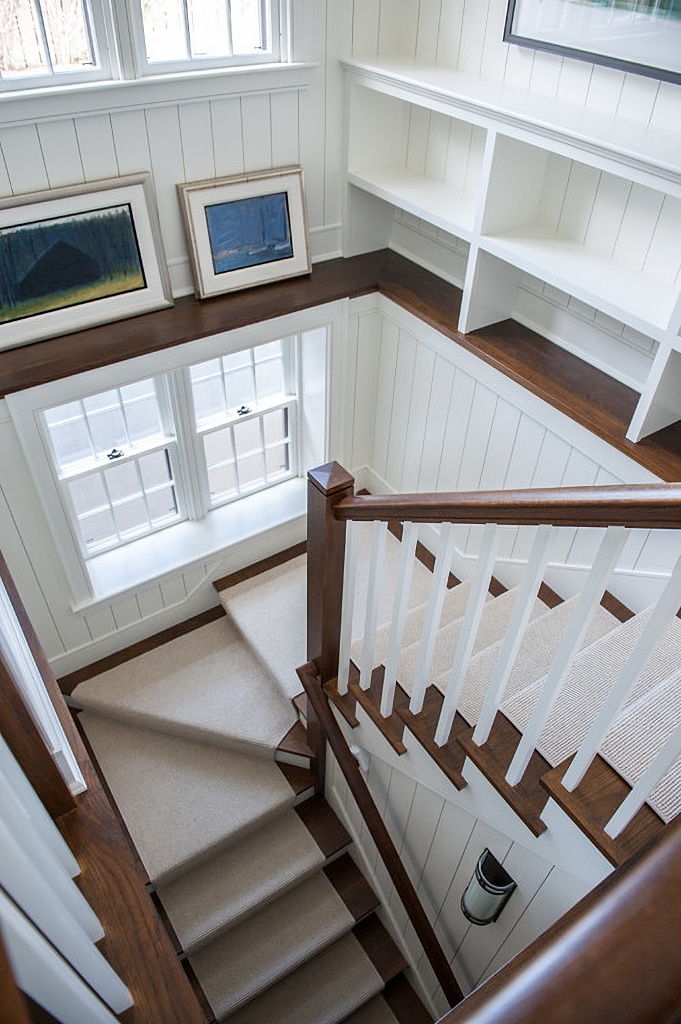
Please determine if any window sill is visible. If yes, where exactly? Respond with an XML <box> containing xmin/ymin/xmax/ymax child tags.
<box><xmin>0</xmin><ymin>62</ymin><xmax>317</xmax><ymax>126</ymax></box>
<box><xmin>74</xmin><ymin>476</ymin><xmax>306</xmax><ymax>613</ymax></box>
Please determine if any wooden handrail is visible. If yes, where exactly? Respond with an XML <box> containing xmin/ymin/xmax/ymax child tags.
<box><xmin>334</xmin><ymin>482</ymin><xmax>681</xmax><ymax>528</ymax></box>
<box><xmin>297</xmin><ymin>660</ymin><xmax>465</xmax><ymax>1010</ymax></box>
<box><xmin>439</xmin><ymin>815</ymin><xmax>681</xmax><ymax>1024</ymax></box>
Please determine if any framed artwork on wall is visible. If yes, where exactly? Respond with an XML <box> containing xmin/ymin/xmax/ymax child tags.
<box><xmin>504</xmin><ymin>0</ymin><xmax>681</xmax><ymax>85</ymax></box>
<box><xmin>177</xmin><ymin>167</ymin><xmax>311</xmax><ymax>300</ymax></box>
<box><xmin>0</xmin><ymin>173</ymin><xmax>173</xmax><ymax>350</ymax></box>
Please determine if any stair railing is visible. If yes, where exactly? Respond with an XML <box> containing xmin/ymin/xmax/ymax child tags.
<box><xmin>307</xmin><ymin>464</ymin><xmax>681</xmax><ymax>848</ymax></box>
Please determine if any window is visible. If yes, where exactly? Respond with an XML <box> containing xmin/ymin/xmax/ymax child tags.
<box><xmin>42</xmin><ymin>378</ymin><xmax>184</xmax><ymax>556</ymax></box>
<box><xmin>189</xmin><ymin>340</ymin><xmax>296</xmax><ymax>508</ymax></box>
<box><xmin>37</xmin><ymin>338</ymin><xmax>298</xmax><ymax>560</ymax></box>
<box><xmin>0</xmin><ymin>0</ymin><xmax>281</xmax><ymax>90</ymax></box>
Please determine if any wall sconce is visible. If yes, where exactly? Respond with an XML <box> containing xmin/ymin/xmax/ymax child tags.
<box><xmin>461</xmin><ymin>849</ymin><xmax>516</xmax><ymax>926</ymax></box>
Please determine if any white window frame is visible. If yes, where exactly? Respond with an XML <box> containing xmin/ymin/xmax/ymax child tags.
<box><xmin>0</xmin><ymin>0</ymin><xmax>286</xmax><ymax>92</ymax></box>
<box><xmin>5</xmin><ymin>304</ymin><xmax>335</xmax><ymax>610</ymax></box>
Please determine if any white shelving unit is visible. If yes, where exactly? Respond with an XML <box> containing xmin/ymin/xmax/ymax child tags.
<box><xmin>343</xmin><ymin>57</ymin><xmax>681</xmax><ymax>443</ymax></box>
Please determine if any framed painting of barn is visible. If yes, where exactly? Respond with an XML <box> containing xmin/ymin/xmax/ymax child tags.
<box><xmin>177</xmin><ymin>167</ymin><xmax>311</xmax><ymax>300</ymax></box>
<box><xmin>0</xmin><ymin>174</ymin><xmax>172</xmax><ymax>350</ymax></box>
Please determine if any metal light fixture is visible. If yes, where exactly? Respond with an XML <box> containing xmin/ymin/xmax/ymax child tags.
<box><xmin>461</xmin><ymin>848</ymin><xmax>516</xmax><ymax>926</ymax></box>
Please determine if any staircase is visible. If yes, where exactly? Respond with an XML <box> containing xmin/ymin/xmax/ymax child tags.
<box><xmin>70</xmin><ymin>604</ymin><xmax>423</xmax><ymax>1024</ymax></box>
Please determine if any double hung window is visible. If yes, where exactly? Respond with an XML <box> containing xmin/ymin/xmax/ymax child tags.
<box><xmin>0</xmin><ymin>0</ymin><xmax>281</xmax><ymax>90</ymax></box>
<box><xmin>38</xmin><ymin>337</ymin><xmax>298</xmax><ymax>561</ymax></box>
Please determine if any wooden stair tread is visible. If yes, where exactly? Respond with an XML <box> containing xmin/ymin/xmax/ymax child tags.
<box><xmin>277</xmin><ymin>720</ymin><xmax>315</xmax><ymax>760</ymax></box>
<box><xmin>325</xmin><ymin>675</ymin><xmax>360</xmax><ymax>728</ymax></box>
<box><xmin>324</xmin><ymin>853</ymin><xmax>380</xmax><ymax>922</ymax></box>
<box><xmin>541</xmin><ymin>755</ymin><xmax>666</xmax><ymax>867</ymax></box>
<box><xmin>295</xmin><ymin>795</ymin><xmax>352</xmax><ymax>858</ymax></box>
<box><xmin>349</xmin><ymin>666</ymin><xmax>408</xmax><ymax>755</ymax></box>
<box><xmin>382</xmin><ymin>975</ymin><xmax>433</xmax><ymax>1024</ymax></box>
<box><xmin>458</xmin><ymin>713</ymin><xmax>550</xmax><ymax>836</ymax></box>
<box><xmin>277</xmin><ymin>761</ymin><xmax>316</xmax><ymax>796</ymax></box>
<box><xmin>397</xmin><ymin>686</ymin><xmax>468</xmax><ymax>790</ymax></box>
<box><xmin>293</xmin><ymin>692</ymin><xmax>308</xmax><ymax>720</ymax></box>
<box><xmin>353</xmin><ymin>916</ymin><xmax>409</xmax><ymax>985</ymax></box>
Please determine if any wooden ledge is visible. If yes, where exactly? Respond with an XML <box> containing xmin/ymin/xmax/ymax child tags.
<box><xmin>348</xmin><ymin>666</ymin><xmax>409</xmax><ymax>756</ymax></box>
<box><xmin>0</xmin><ymin>250</ymin><xmax>678</xmax><ymax>481</ymax></box>
<box><xmin>397</xmin><ymin>686</ymin><xmax>469</xmax><ymax>791</ymax></box>
<box><xmin>541</xmin><ymin>755</ymin><xmax>666</xmax><ymax>867</ymax></box>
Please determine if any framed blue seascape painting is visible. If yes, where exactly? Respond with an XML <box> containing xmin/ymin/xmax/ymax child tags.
<box><xmin>177</xmin><ymin>167</ymin><xmax>311</xmax><ymax>299</ymax></box>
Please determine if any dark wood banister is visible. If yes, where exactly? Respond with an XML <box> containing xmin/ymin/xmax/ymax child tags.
<box><xmin>297</xmin><ymin>659</ymin><xmax>465</xmax><ymax>1009</ymax></box>
<box><xmin>334</xmin><ymin>482</ymin><xmax>681</xmax><ymax>528</ymax></box>
<box><xmin>439</xmin><ymin>815</ymin><xmax>681</xmax><ymax>1024</ymax></box>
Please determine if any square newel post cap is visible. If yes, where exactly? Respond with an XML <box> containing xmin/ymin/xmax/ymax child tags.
<box><xmin>308</xmin><ymin>462</ymin><xmax>355</xmax><ymax>497</ymax></box>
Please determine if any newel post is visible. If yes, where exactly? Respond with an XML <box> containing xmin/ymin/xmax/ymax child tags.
<box><xmin>307</xmin><ymin>462</ymin><xmax>355</xmax><ymax>684</ymax></box>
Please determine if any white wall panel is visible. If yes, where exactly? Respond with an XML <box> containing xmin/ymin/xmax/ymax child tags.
<box><xmin>38</xmin><ymin>120</ymin><xmax>84</xmax><ymax>188</ymax></box>
<box><xmin>210</xmin><ymin>97</ymin><xmax>246</xmax><ymax>178</ymax></box>
<box><xmin>178</xmin><ymin>101</ymin><xmax>216</xmax><ymax>183</ymax></box>
<box><xmin>74</xmin><ymin>115</ymin><xmax>120</xmax><ymax>182</ymax></box>
<box><xmin>110</xmin><ymin>109</ymin><xmax>152</xmax><ymax>177</ymax></box>
<box><xmin>0</xmin><ymin>125</ymin><xmax>49</xmax><ymax>193</ymax></box>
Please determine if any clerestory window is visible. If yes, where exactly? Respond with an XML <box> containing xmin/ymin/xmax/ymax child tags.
<box><xmin>0</xmin><ymin>0</ymin><xmax>282</xmax><ymax>91</ymax></box>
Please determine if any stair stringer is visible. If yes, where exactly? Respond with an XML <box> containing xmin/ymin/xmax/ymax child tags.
<box><xmin>325</xmin><ymin>699</ymin><xmax>613</xmax><ymax>1021</ymax></box>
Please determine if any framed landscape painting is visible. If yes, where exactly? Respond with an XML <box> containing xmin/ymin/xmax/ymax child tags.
<box><xmin>177</xmin><ymin>167</ymin><xmax>311</xmax><ymax>299</ymax></box>
<box><xmin>0</xmin><ymin>174</ymin><xmax>172</xmax><ymax>350</ymax></box>
<box><xmin>504</xmin><ymin>0</ymin><xmax>681</xmax><ymax>84</ymax></box>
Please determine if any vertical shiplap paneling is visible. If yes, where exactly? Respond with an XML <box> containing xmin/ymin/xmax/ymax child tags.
<box><xmin>616</xmin><ymin>74</ymin><xmax>660</xmax><ymax>123</ymax></box>
<box><xmin>456</xmin><ymin>383</ymin><xmax>497</xmax><ymax>491</ymax></box>
<box><xmin>384</xmin><ymin>329</ymin><xmax>418</xmax><ymax>488</ymax></box>
<box><xmin>399</xmin><ymin>782</ymin><xmax>446</xmax><ymax>889</ymax></box>
<box><xmin>436</xmin><ymin>367</ymin><xmax>476</xmax><ymax>491</ymax></box>
<box><xmin>178</xmin><ymin>101</ymin><xmax>216</xmax><ymax>183</ymax></box>
<box><xmin>110</xmin><ymin>109</ymin><xmax>152</xmax><ymax>176</ymax></box>
<box><xmin>416</xmin><ymin>797</ymin><xmax>477</xmax><ymax>923</ymax></box>
<box><xmin>503</xmin><ymin>37</ymin><xmax>535</xmax><ymax>88</ymax></box>
<box><xmin>425</xmin><ymin>113</ymin><xmax>450</xmax><ymax>184</ymax></box>
<box><xmin>436</xmin><ymin>0</ymin><xmax>464</xmax><ymax>68</ymax></box>
<box><xmin>325</xmin><ymin>0</ymin><xmax>353</xmax><ymax>232</ymax></box>
<box><xmin>548</xmin><ymin>448</ymin><xmax>600</xmax><ymax>564</ymax></box>
<box><xmin>643</xmin><ymin>195</ymin><xmax>681</xmax><ymax>288</ymax></box>
<box><xmin>416</xmin><ymin>0</ymin><xmax>444</xmax><ymax>64</ymax></box>
<box><xmin>457</xmin><ymin>0</ymin><xmax>488</xmax><ymax>76</ymax></box>
<box><xmin>0</xmin><ymin>125</ymin><xmax>49</xmax><ymax>193</ymax></box>
<box><xmin>495</xmin><ymin>413</ymin><xmax>545</xmax><ymax>561</ymax></box>
<box><xmin>583</xmin><ymin>174</ymin><xmax>632</xmax><ymax>258</ymax></box>
<box><xmin>480</xmin><ymin>867</ymin><xmax>591</xmax><ymax>983</ymax></box>
<box><xmin>528</xmin><ymin>51</ymin><xmax>562</xmax><ymax>97</ymax></box>
<box><xmin>0</xmin><ymin>145</ymin><xmax>11</xmax><ymax>197</ymax></box>
<box><xmin>371</xmin><ymin>317</ymin><xmax>400</xmax><ymax>481</ymax></box>
<box><xmin>650</xmin><ymin>80</ymin><xmax>681</xmax><ymax>132</ymax></box>
<box><xmin>353</xmin><ymin>0</ymin><xmax>380</xmax><ymax>57</ymax></box>
<box><xmin>160</xmin><ymin>575</ymin><xmax>187</xmax><ymax>607</ymax></box>
<box><xmin>632</xmin><ymin>527</ymin><xmax>681</xmax><ymax>576</ymax></box>
<box><xmin>417</xmin><ymin>354</ymin><xmax>456</xmax><ymax>492</ymax></box>
<box><xmin>509</xmin><ymin>430</ymin><xmax>572</xmax><ymax>561</ymax></box>
<box><xmin>401</xmin><ymin>342</ymin><xmax>436</xmax><ymax>490</ymax></box>
<box><xmin>351</xmin><ymin>312</ymin><xmax>382</xmax><ymax>470</ymax></box>
<box><xmin>444</xmin><ymin>119</ymin><xmax>472</xmax><ymax>193</ymax></box>
<box><xmin>396</xmin><ymin>0</ymin><xmax>422</xmax><ymax>58</ymax></box>
<box><xmin>557</xmin><ymin>163</ymin><xmax>601</xmax><ymax>244</ymax></box>
<box><xmin>210</xmin><ymin>97</ymin><xmax>246</xmax><ymax>177</ymax></box>
<box><xmin>144</xmin><ymin>105</ymin><xmax>187</xmax><ymax>268</ymax></box>
<box><xmin>111</xmin><ymin>596</ymin><xmax>142</xmax><ymax>631</ymax></box>
<box><xmin>241</xmin><ymin>94</ymin><xmax>273</xmax><ymax>171</ymax></box>
<box><xmin>537</xmin><ymin>154</ymin><xmax>572</xmax><ymax>235</ymax></box>
<box><xmin>74</xmin><ymin>115</ymin><xmax>120</xmax><ymax>181</ymax></box>
<box><xmin>406</xmin><ymin>106</ymin><xmax>431</xmax><ymax>175</ymax></box>
<box><xmin>612</xmin><ymin>183</ymin><xmax>664</xmax><ymax>272</ymax></box>
<box><xmin>271</xmin><ymin>91</ymin><xmax>300</xmax><ymax>168</ymax></box>
<box><xmin>477</xmin><ymin>397</ymin><xmax>521</xmax><ymax>490</ymax></box>
<box><xmin>84</xmin><ymin>606</ymin><xmax>117</xmax><ymax>641</ymax></box>
<box><xmin>36</xmin><ymin>120</ymin><xmax>84</xmax><ymax>188</ymax></box>
<box><xmin>297</xmin><ymin>0</ymin><xmax>326</xmax><ymax>241</ymax></box>
<box><xmin>556</xmin><ymin>59</ymin><xmax>593</xmax><ymax>107</ymax></box>
<box><xmin>479</xmin><ymin>0</ymin><xmax>509</xmax><ymax>82</ymax></box>
<box><xmin>136</xmin><ymin>585</ymin><xmax>164</xmax><ymax>618</ymax></box>
<box><xmin>457</xmin><ymin>840</ymin><xmax>552</xmax><ymax>988</ymax></box>
<box><xmin>585</xmin><ymin>65</ymin><xmax>626</xmax><ymax>116</ymax></box>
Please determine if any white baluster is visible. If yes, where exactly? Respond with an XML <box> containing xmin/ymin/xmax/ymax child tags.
<box><xmin>0</xmin><ymin>889</ymin><xmax>123</xmax><ymax>1024</ymax></box>
<box><xmin>434</xmin><ymin>524</ymin><xmax>501</xmax><ymax>746</ymax></box>
<box><xmin>409</xmin><ymin>523</ymin><xmax>457</xmax><ymax>715</ymax></box>
<box><xmin>563</xmin><ymin>554</ymin><xmax>681</xmax><ymax>793</ymax></box>
<box><xmin>0</xmin><ymin>733</ymin><xmax>79</xmax><ymax>876</ymax></box>
<box><xmin>605</xmin><ymin>724</ymin><xmax>681</xmax><ymax>839</ymax></box>
<box><xmin>505</xmin><ymin>526</ymin><xmax>628</xmax><ymax>788</ymax></box>
<box><xmin>474</xmin><ymin>525</ymin><xmax>553</xmax><ymax>746</ymax></box>
<box><xmin>360</xmin><ymin>521</ymin><xmax>389</xmax><ymax>690</ymax></box>
<box><xmin>0</xmin><ymin>761</ymin><xmax>102</xmax><ymax>942</ymax></box>
<box><xmin>381</xmin><ymin>521</ymin><xmax>419</xmax><ymax>717</ymax></box>
<box><xmin>0</xmin><ymin>819</ymin><xmax>132</xmax><ymax>1013</ymax></box>
<box><xmin>337</xmin><ymin>520</ymin><xmax>359</xmax><ymax>695</ymax></box>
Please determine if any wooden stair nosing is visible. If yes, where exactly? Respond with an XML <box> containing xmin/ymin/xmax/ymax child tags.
<box><xmin>277</xmin><ymin>720</ymin><xmax>315</xmax><ymax>762</ymax></box>
<box><xmin>325</xmin><ymin>675</ymin><xmax>360</xmax><ymax>728</ymax></box>
<box><xmin>295</xmin><ymin>795</ymin><xmax>353</xmax><ymax>859</ymax></box>
<box><xmin>293</xmin><ymin>692</ymin><xmax>308</xmax><ymax>721</ymax></box>
<box><xmin>353</xmin><ymin>915</ymin><xmax>409</xmax><ymax>986</ymax></box>
<box><xmin>348</xmin><ymin>665</ymin><xmax>408</xmax><ymax>756</ymax></box>
<box><xmin>397</xmin><ymin>685</ymin><xmax>469</xmax><ymax>791</ymax></box>
<box><xmin>457</xmin><ymin>713</ymin><xmax>550</xmax><ymax>837</ymax></box>
<box><xmin>212</xmin><ymin>541</ymin><xmax>307</xmax><ymax>593</ymax></box>
<box><xmin>541</xmin><ymin>754</ymin><xmax>666</xmax><ymax>868</ymax></box>
<box><xmin>324</xmin><ymin>852</ymin><xmax>380</xmax><ymax>923</ymax></box>
<box><xmin>277</xmin><ymin>761</ymin><xmax>316</xmax><ymax>797</ymax></box>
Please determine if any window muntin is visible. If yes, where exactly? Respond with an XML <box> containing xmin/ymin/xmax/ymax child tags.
<box><xmin>139</xmin><ymin>0</ymin><xmax>271</xmax><ymax>66</ymax></box>
<box><xmin>0</xmin><ymin>0</ymin><xmax>110</xmax><ymax>87</ymax></box>
<box><xmin>42</xmin><ymin>378</ymin><xmax>184</xmax><ymax>555</ymax></box>
<box><xmin>189</xmin><ymin>339</ymin><xmax>296</xmax><ymax>509</ymax></box>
